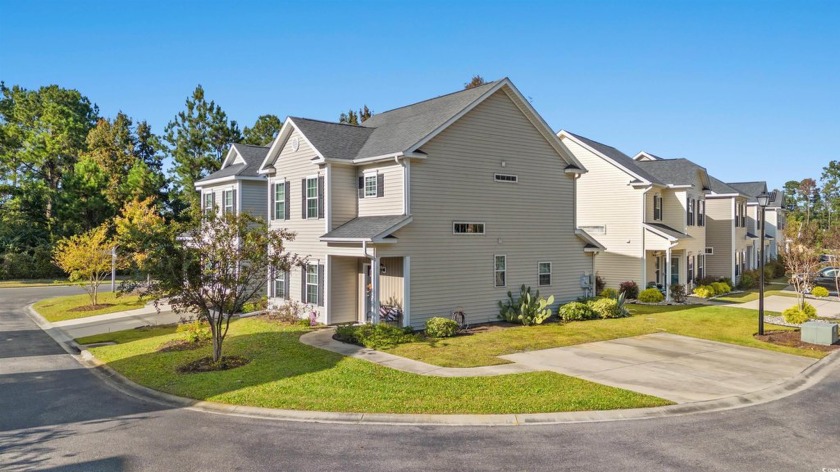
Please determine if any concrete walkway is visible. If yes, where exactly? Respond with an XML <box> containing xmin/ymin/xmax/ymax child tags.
<box><xmin>299</xmin><ymin>329</ymin><xmax>537</xmax><ymax>377</ymax></box>
<box><xmin>46</xmin><ymin>302</ymin><xmax>180</xmax><ymax>339</ymax></box>
<box><xmin>729</xmin><ymin>295</ymin><xmax>840</xmax><ymax>318</ymax></box>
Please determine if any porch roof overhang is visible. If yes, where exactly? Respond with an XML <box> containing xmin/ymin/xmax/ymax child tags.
<box><xmin>643</xmin><ymin>222</ymin><xmax>692</xmax><ymax>243</ymax></box>
<box><xmin>320</xmin><ymin>215</ymin><xmax>412</xmax><ymax>243</ymax></box>
<box><xmin>765</xmin><ymin>233</ymin><xmax>775</xmax><ymax>240</ymax></box>
<box><xmin>575</xmin><ymin>228</ymin><xmax>606</xmax><ymax>253</ymax></box>
<box><xmin>746</xmin><ymin>232</ymin><xmax>759</xmax><ymax>240</ymax></box>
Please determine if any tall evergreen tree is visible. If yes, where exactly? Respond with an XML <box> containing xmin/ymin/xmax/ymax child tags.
<box><xmin>243</xmin><ymin>114</ymin><xmax>282</xmax><ymax>146</ymax></box>
<box><xmin>464</xmin><ymin>75</ymin><xmax>487</xmax><ymax>89</ymax></box>
<box><xmin>339</xmin><ymin>106</ymin><xmax>373</xmax><ymax>125</ymax></box>
<box><xmin>164</xmin><ymin>85</ymin><xmax>241</xmax><ymax>215</ymax></box>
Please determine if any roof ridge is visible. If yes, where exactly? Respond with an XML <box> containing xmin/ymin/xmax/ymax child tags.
<box><xmin>234</xmin><ymin>143</ymin><xmax>270</xmax><ymax>149</ymax></box>
<box><xmin>363</xmin><ymin>80</ymin><xmax>502</xmax><ymax>123</ymax></box>
<box><xmin>289</xmin><ymin>116</ymin><xmax>369</xmax><ymax>128</ymax></box>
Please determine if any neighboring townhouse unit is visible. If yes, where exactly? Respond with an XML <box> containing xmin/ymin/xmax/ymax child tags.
<box><xmin>704</xmin><ymin>177</ymin><xmax>751</xmax><ymax>283</ymax></box>
<box><xmin>557</xmin><ymin>134</ymin><xmax>710</xmax><ymax>299</ymax></box>
<box><xmin>194</xmin><ymin>143</ymin><xmax>270</xmax><ymax>218</ymax></box>
<box><xmin>728</xmin><ymin>181</ymin><xmax>776</xmax><ymax>267</ymax></box>
<box><xmin>258</xmin><ymin>78</ymin><xmax>601</xmax><ymax>328</ymax></box>
<box><xmin>765</xmin><ymin>190</ymin><xmax>786</xmax><ymax>259</ymax></box>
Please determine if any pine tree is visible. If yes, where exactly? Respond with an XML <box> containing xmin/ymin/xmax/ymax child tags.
<box><xmin>243</xmin><ymin>114</ymin><xmax>282</xmax><ymax>146</ymax></box>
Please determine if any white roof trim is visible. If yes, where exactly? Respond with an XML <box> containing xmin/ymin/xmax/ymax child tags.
<box><xmin>575</xmin><ymin>228</ymin><xmax>606</xmax><ymax>251</ymax></box>
<box><xmin>220</xmin><ymin>146</ymin><xmax>239</xmax><ymax>169</ymax></box>
<box><xmin>633</xmin><ymin>151</ymin><xmax>660</xmax><ymax>162</ymax></box>
<box><xmin>643</xmin><ymin>223</ymin><xmax>680</xmax><ymax>242</ymax></box>
<box><xmin>258</xmin><ymin>117</ymin><xmax>325</xmax><ymax>173</ymax></box>
<box><xmin>558</xmin><ymin>130</ymin><xmax>651</xmax><ymax>186</ymax></box>
<box><xmin>319</xmin><ymin>216</ymin><xmax>413</xmax><ymax>243</ymax></box>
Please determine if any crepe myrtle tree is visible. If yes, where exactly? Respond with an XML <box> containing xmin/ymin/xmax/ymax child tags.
<box><xmin>783</xmin><ymin>221</ymin><xmax>821</xmax><ymax>309</ymax></box>
<box><xmin>140</xmin><ymin>212</ymin><xmax>303</xmax><ymax>363</ymax></box>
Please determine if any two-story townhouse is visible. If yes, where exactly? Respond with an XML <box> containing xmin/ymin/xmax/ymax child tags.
<box><xmin>728</xmin><ymin>181</ymin><xmax>775</xmax><ymax>269</ymax></box>
<box><xmin>704</xmin><ymin>177</ymin><xmax>751</xmax><ymax>283</ymax></box>
<box><xmin>765</xmin><ymin>190</ymin><xmax>786</xmax><ymax>259</ymax></box>
<box><xmin>258</xmin><ymin>78</ymin><xmax>601</xmax><ymax>328</ymax></box>
<box><xmin>194</xmin><ymin>143</ymin><xmax>270</xmax><ymax>218</ymax></box>
<box><xmin>557</xmin><ymin>134</ymin><xmax>710</xmax><ymax>300</ymax></box>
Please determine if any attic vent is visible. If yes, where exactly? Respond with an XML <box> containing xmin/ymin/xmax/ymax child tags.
<box><xmin>494</xmin><ymin>173</ymin><xmax>518</xmax><ymax>183</ymax></box>
<box><xmin>579</xmin><ymin>225</ymin><xmax>606</xmax><ymax>235</ymax></box>
<box><xmin>704</xmin><ymin>247</ymin><xmax>714</xmax><ymax>255</ymax></box>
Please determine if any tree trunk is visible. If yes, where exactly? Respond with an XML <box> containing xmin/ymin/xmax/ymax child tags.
<box><xmin>212</xmin><ymin>334</ymin><xmax>223</xmax><ymax>363</ymax></box>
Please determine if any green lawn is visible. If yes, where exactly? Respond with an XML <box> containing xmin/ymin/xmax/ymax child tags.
<box><xmin>385</xmin><ymin>304</ymin><xmax>827</xmax><ymax>368</ymax></box>
<box><xmin>78</xmin><ymin>318</ymin><xmax>671</xmax><ymax>414</ymax></box>
<box><xmin>712</xmin><ymin>289</ymin><xmax>798</xmax><ymax>303</ymax></box>
<box><xmin>33</xmin><ymin>291</ymin><xmax>146</xmax><ymax>322</ymax></box>
<box><xmin>0</xmin><ymin>278</ymin><xmax>80</xmax><ymax>288</ymax></box>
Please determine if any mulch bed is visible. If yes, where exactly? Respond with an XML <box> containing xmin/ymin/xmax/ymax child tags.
<box><xmin>177</xmin><ymin>356</ymin><xmax>250</xmax><ymax>373</ymax></box>
<box><xmin>69</xmin><ymin>303</ymin><xmax>114</xmax><ymax>312</ymax></box>
<box><xmin>158</xmin><ymin>339</ymin><xmax>209</xmax><ymax>353</ymax></box>
<box><xmin>755</xmin><ymin>330</ymin><xmax>840</xmax><ymax>352</ymax></box>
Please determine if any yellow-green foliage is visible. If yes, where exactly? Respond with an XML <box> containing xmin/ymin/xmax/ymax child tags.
<box><xmin>176</xmin><ymin>319</ymin><xmax>211</xmax><ymax>344</ymax></box>
<box><xmin>600</xmin><ymin>288</ymin><xmax>618</xmax><ymax>299</ymax></box>
<box><xmin>693</xmin><ymin>285</ymin><xmax>715</xmax><ymax>298</ymax></box>
<box><xmin>638</xmin><ymin>288</ymin><xmax>664</xmax><ymax>303</ymax></box>
<box><xmin>812</xmin><ymin>286</ymin><xmax>830</xmax><ymax>298</ymax></box>
<box><xmin>710</xmin><ymin>282</ymin><xmax>731</xmax><ymax>295</ymax></box>
<box><xmin>782</xmin><ymin>303</ymin><xmax>817</xmax><ymax>324</ymax></box>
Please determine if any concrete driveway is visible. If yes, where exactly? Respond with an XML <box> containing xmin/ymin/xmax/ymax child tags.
<box><xmin>730</xmin><ymin>294</ymin><xmax>840</xmax><ymax>319</ymax></box>
<box><xmin>501</xmin><ymin>333</ymin><xmax>816</xmax><ymax>403</ymax></box>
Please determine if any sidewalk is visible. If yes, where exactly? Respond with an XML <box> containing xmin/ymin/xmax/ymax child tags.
<box><xmin>728</xmin><ymin>295</ymin><xmax>840</xmax><ymax>318</ymax></box>
<box><xmin>48</xmin><ymin>302</ymin><xmax>181</xmax><ymax>339</ymax></box>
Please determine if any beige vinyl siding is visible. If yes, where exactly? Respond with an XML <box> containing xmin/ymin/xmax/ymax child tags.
<box><xmin>566</xmin><ymin>138</ymin><xmax>644</xmax><ymax>290</ymax></box>
<box><xmin>379</xmin><ymin>257</ymin><xmax>404</xmax><ymax>308</ymax></box>
<box><xmin>200</xmin><ymin>183</ymin><xmax>236</xmax><ymax>217</ymax></box>
<box><xmin>705</xmin><ymin>197</ymin><xmax>734</xmax><ymax>279</ymax></box>
<box><xmin>240</xmin><ymin>180</ymin><xmax>268</xmax><ymax>219</ymax></box>
<box><xmin>268</xmin><ymin>128</ymin><xmax>328</xmax><ymax>316</ymax></box>
<box><xmin>357</xmin><ymin>162</ymin><xmax>404</xmax><ymax>216</ymax></box>
<box><xmin>661</xmin><ymin>189</ymin><xmax>685</xmax><ymax>232</ymax></box>
<box><xmin>376</xmin><ymin>90</ymin><xmax>590</xmax><ymax>328</ymax></box>
<box><xmin>328</xmin><ymin>256</ymin><xmax>357</xmax><ymax>323</ymax></box>
<box><xmin>330</xmin><ymin>164</ymin><xmax>358</xmax><ymax>229</ymax></box>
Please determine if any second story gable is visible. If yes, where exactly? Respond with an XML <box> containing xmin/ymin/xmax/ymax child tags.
<box><xmin>195</xmin><ymin>143</ymin><xmax>269</xmax><ymax>219</ymax></box>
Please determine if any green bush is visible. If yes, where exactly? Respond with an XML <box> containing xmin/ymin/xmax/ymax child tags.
<box><xmin>334</xmin><ymin>323</ymin><xmax>416</xmax><ymax>349</ymax></box>
<box><xmin>558</xmin><ymin>301</ymin><xmax>597</xmax><ymax>322</ymax></box>
<box><xmin>176</xmin><ymin>319</ymin><xmax>212</xmax><ymax>344</ymax></box>
<box><xmin>425</xmin><ymin>317</ymin><xmax>459</xmax><ymax>338</ymax></box>
<box><xmin>693</xmin><ymin>285</ymin><xmax>715</xmax><ymax>298</ymax></box>
<box><xmin>588</xmin><ymin>297</ymin><xmax>629</xmax><ymax>319</ymax></box>
<box><xmin>619</xmin><ymin>281</ymin><xmax>639</xmax><ymax>299</ymax></box>
<box><xmin>737</xmin><ymin>273</ymin><xmax>756</xmax><ymax>290</ymax></box>
<box><xmin>638</xmin><ymin>288</ymin><xmax>664</xmax><ymax>303</ymax></box>
<box><xmin>710</xmin><ymin>282</ymin><xmax>730</xmax><ymax>295</ymax></box>
<box><xmin>812</xmin><ymin>286</ymin><xmax>830</xmax><ymax>298</ymax></box>
<box><xmin>782</xmin><ymin>303</ymin><xmax>817</xmax><ymax>324</ymax></box>
<box><xmin>242</xmin><ymin>296</ymin><xmax>268</xmax><ymax>313</ymax></box>
<box><xmin>498</xmin><ymin>284</ymin><xmax>554</xmax><ymax>326</ymax></box>
<box><xmin>670</xmin><ymin>284</ymin><xmax>686</xmax><ymax>303</ymax></box>
<box><xmin>600</xmin><ymin>288</ymin><xmax>618</xmax><ymax>299</ymax></box>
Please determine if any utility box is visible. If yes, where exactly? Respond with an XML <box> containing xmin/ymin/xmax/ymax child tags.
<box><xmin>801</xmin><ymin>322</ymin><xmax>838</xmax><ymax>346</ymax></box>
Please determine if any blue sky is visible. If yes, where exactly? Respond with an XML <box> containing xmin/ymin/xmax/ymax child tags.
<box><xmin>2</xmin><ymin>0</ymin><xmax>838</xmax><ymax>190</ymax></box>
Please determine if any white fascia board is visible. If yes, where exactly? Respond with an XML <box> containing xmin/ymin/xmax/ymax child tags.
<box><xmin>220</xmin><ymin>146</ymin><xmax>239</xmax><ymax>169</ymax></box>
<box><xmin>259</xmin><ymin>118</ymin><xmax>325</xmax><ymax>173</ymax></box>
<box><xmin>194</xmin><ymin>175</ymin><xmax>265</xmax><ymax>188</ymax></box>
<box><xmin>558</xmin><ymin>130</ymin><xmax>650</xmax><ymax>186</ymax></box>
<box><xmin>667</xmin><ymin>184</ymin><xmax>693</xmax><ymax>189</ymax></box>
<box><xmin>643</xmin><ymin>224</ymin><xmax>679</xmax><ymax>243</ymax></box>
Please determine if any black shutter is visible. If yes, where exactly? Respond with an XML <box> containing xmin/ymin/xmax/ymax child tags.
<box><xmin>284</xmin><ymin>270</ymin><xmax>290</xmax><ymax>299</ymax></box>
<box><xmin>317</xmin><ymin>264</ymin><xmax>325</xmax><ymax>306</ymax></box>
<box><xmin>358</xmin><ymin>176</ymin><xmax>365</xmax><ymax>199</ymax></box>
<box><xmin>377</xmin><ymin>173</ymin><xmax>384</xmax><ymax>198</ymax></box>
<box><xmin>284</xmin><ymin>181</ymin><xmax>291</xmax><ymax>220</ymax></box>
<box><xmin>687</xmin><ymin>199</ymin><xmax>691</xmax><ymax>225</ymax></box>
<box><xmin>270</xmin><ymin>183</ymin><xmax>275</xmax><ymax>220</ymax></box>
<box><xmin>301</xmin><ymin>266</ymin><xmax>306</xmax><ymax>301</ymax></box>
<box><xmin>211</xmin><ymin>193</ymin><xmax>216</xmax><ymax>215</ymax></box>
<box><xmin>318</xmin><ymin>175</ymin><xmax>325</xmax><ymax>219</ymax></box>
<box><xmin>301</xmin><ymin>179</ymin><xmax>307</xmax><ymax>219</ymax></box>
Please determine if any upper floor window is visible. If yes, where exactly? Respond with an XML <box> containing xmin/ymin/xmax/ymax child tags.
<box><xmin>698</xmin><ymin>200</ymin><xmax>705</xmax><ymax>226</ymax></box>
<box><xmin>687</xmin><ymin>198</ymin><xmax>695</xmax><ymax>226</ymax></box>
<box><xmin>223</xmin><ymin>189</ymin><xmax>236</xmax><ymax>214</ymax></box>
<box><xmin>538</xmin><ymin>262</ymin><xmax>551</xmax><ymax>286</ymax></box>
<box><xmin>358</xmin><ymin>173</ymin><xmax>384</xmax><ymax>199</ymax></box>
<box><xmin>453</xmin><ymin>222</ymin><xmax>485</xmax><ymax>234</ymax></box>
<box><xmin>364</xmin><ymin>175</ymin><xmax>377</xmax><ymax>197</ymax></box>
<box><xmin>273</xmin><ymin>181</ymin><xmax>288</xmax><ymax>220</ymax></box>
<box><xmin>653</xmin><ymin>194</ymin><xmax>663</xmax><ymax>221</ymax></box>
<box><xmin>306</xmin><ymin>178</ymin><xmax>318</xmax><ymax>218</ymax></box>
<box><xmin>494</xmin><ymin>174</ymin><xmax>518</xmax><ymax>183</ymax></box>
<box><xmin>735</xmin><ymin>202</ymin><xmax>747</xmax><ymax>227</ymax></box>
<box><xmin>203</xmin><ymin>192</ymin><xmax>214</xmax><ymax>217</ymax></box>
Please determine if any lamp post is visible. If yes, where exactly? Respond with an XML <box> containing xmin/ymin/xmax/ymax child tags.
<box><xmin>757</xmin><ymin>192</ymin><xmax>771</xmax><ymax>335</ymax></box>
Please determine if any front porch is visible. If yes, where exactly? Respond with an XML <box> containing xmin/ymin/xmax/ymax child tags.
<box><xmin>328</xmin><ymin>255</ymin><xmax>408</xmax><ymax>326</ymax></box>
<box><xmin>642</xmin><ymin>223</ymin><xmax>704</xmax><ymax>300</ymax></box>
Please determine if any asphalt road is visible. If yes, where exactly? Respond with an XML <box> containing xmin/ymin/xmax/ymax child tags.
<box><xmin>2</xmin><ymin>286</ymin><xmax>840</xmax><ymax>471</ymax></box>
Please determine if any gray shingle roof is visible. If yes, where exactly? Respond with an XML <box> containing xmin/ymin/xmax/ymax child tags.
<box><xmin>290</xmin><ymin>118</ymin><xmax>375</xmax><ymax>161</ymax></box>
<box><xmin>196</xmin><ymin>143</ymin><xmax>269</xmax><ymax>183</ymax></box>
<box><xmin>321</xmin><ymin>215</ymin><xmax>411</xmax><ymax>240</ymax></box>
<box><xmin>769</xmin><ymin>189</ymin><xmax>784</xmax><ymax>208</ymax></box>
<box><xmin>566</xmin><ymin>132</ymin><xmax>663</xmax><ymax>185</ymax></box>
<box><xmin>636</xmin><ymin>158</ymin><xmax>710</xmax><ymax>187</ymax></box>
<box><xmin>707</xmin><ymin>175</ymin><xmax>743</xmax><ymax>196</ymax></box>
<box><xmin>727</xmin><ymin>181</ymin><xmax>768</xmax><ymax>203</ymax></box>
<box><xmin>644</xmin><ymin>222</ymin><xmax>691</xmax><ymax>240</ymax></box>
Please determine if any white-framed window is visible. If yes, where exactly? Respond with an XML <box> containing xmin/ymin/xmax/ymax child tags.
<box><xmin>538</xmin><ymin>262</ymin><xmax>551</xmax><ymax>286</ymax></box>
<box><xmin>274</xmin><ymin>270</ymin><xmax>286</xmax><ymax>299</ymax></box>
<box><xmin>364</xmin><ymin>174</ymin><xmax>378</xmax><ymax>197</ymax></box>
<box><xmin>223</xmin><ymin>189</ymin><xmax>235</xmax><ymax>214</ymax></box>
<box><xmin>697</xmin><ymin>254</ymin><xmax>705</xmax><ymax>279</ymax></box>
<box><xmin>305</xmin><ymin>264</ymin><xmax>319</xmax><ymax>304</ymax></box>
<box><xmin>274</xmin><ymin>181</ymin><xmax>286</xmax><ymax>220</ymax></box>
<box><xmin>688</xmin><ymin>256</ymin><xmax>695</xmax><ymax>285</ymax></box>
<box><xmin>687</xmin><ymin>198</ymin><xmax>695</xmax><ymax>226</ymax></box>
<box><xmin>494</xmin><ymin>255</ymin><xmax>506</xmax><ymax>287</ymax></box>
<box><xmin>698</xmin><ymin>200</ymin><xmax>705</xmax><ymax>226</ymax></box>
<box><xmin>306</xmin><ymin>177</ymin><xmax>318</xmax><ymax>219</ymax></box>
<box><xmin>494</xmin><ymin>174</ymin><xmax>518</xmax><ymax>183</ymax></box>
<box><xmin>202</xmin><ymin>192</ymin><xmax>214</xmax><ymax>217</ymax></box>
<box><xmin>653</xmin><ymin>194</ymin><xmax>662</xmax><ymax>221</ymax></box>
<box><xmin>453</xmin><ymin>222</ymin><xmax>485</xmax><ymax>234</ymax></box>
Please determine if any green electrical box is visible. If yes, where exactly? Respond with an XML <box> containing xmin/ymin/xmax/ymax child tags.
<box><xmin>801</xmin><ymin>321</ymin><xmax>838</xmax><ymax>346</ymax></box>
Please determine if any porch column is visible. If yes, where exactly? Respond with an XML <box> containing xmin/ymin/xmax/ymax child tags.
<box><xmin>402</xmin><ymin>256</ymin><xmax>411</xmax><ymax>328</ymax></box>
<box><xmin>665</xmin><ymin>247</ymin><xmax>672</xmax><ymax>302</ymax></box>
<box><xmin>371</xmin><ymin>255</ymin><xmax>381</xmax><ymax>324</ymax></box>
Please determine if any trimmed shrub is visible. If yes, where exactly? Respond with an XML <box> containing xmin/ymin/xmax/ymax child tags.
<box><xmin>718</xmin><ymin>277</ymin><xmax>734</xmax><ymax>290</ymax></box>
<box><xmin>595</xmin><ymin>274</ymin><xmax>605</xmax><ymax>296</ymax></box>
<box><xmin>425</xmin><ymin>317</ymin><xmax>459</xmax><ymax>338</ymax></box>
<box><xmin>693</xmin><ymin>285</ymin><xmax>715</xmax><ymax>298</ymax></box>
<box><xmin>695</xmin><ymin>275</ymin><xmax>718</xmax><ymax>286</ymax></box>
<box><xmin>588</xmin><ymin>297</ymin><xmax>629</xmax><ymax>319</ymax></box>
<box><xmin>334</xmin><ymin>324</ymin><xmax>416</xmax><ymax>349</ymax></box>
<box><xmin>710</xmin><ymin>282</ymin><xmax>730</xmax><ymax>295</ymax></box>
<box><xmin>737</xmin><ymin>274</ymin><xmax>756</xmax><ymax>290</ymax></box>
<box><xmin>812</xmin><ymin>286</ymin><xmax>830</xmax><ymax>298</ymax></box>
<box><xmin>558</xmin><ymin>302</ymin><xmax>597</xmax><ymax>322</ymax></box>
<box><xmin>638</xmin><ymin>288</ymin><xmax>664</xmax><ymax>303</ymax></box>
<box><xmin>600</xmin><ymin>288</ymin><xmax>619</xmax><ymax>299</ymax></box>
<box><xmin>242</xmin><ymin>296</ymin><xmax>268</xmax><ymax>313</ymax></box>
<box><xmin>670</xmin><ymin>284</ymin><xmax>687</xmax><ymax>303</ymax></box>
<box><xmin>782</xmin><ymin>303</ymin><xmax>817</xmax><ymax>324</ymax></box>
<box><xmin>619</xmin><ymin>281</ymin><xmax>639</xmax><ymax>299</ymax></box>
<box><xmin>177</xmin><ymin>320</ymin><xmax>211</xmax><ymax>344</ymax></box>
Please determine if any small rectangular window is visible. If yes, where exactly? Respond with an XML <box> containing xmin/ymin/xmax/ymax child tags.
<box><xmin>653</xmin><ymin>195</ymin><xmax>662</xmax><ymax>221</ymax></box>
<box><xmin>364</xmin><ymin>174</ymin><xmax>377</xmax><ymax>197</ymax></box>
<box><xmin>494</xmin><ymin>174</ymin><xmax>518</xmax><ymax>183</ymax></box>
<box><xmin>306</xmin><ymin>177</ymin><xmax>318</xmax><ymax>219</ymax></box>
<box><xmin>494</xmin><ymin>255</ymin><xmax>506</xmax><ymax>287</ymax></box>
<box><xmin>305</xmin><ymin>265</ymin><xmax>319</xmax><ymax>304</ymax></box>
<box><xmin>203</xmin><ymin>193</ymin><xmax>214</xmax><ymax>216</ymax></box>
<box><xmin>538</xmin><ymin>262</ymin><xmax>551</xmax><ymax>286</ymax></box>
<box><xmin>274</xmin><ymin>182</ymin><xmax>286</xmax><ymax>220</ymax></box>
<box><xmin>274</xmin><ymin>270</ymin><xmax>286</xmax><ymax>299</ymax></box>
<box><xmin>223</xmin><ymin>189</ymin><xmax>235</xmax><ymax>214</ymax></box>
<box><xmin>453</xmin><ymin>222</ymin><xmax>485</xmax><ymax>234</ymax></box>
